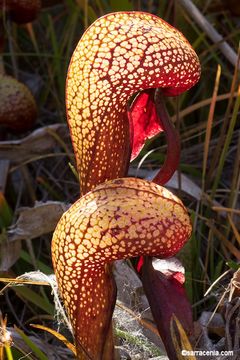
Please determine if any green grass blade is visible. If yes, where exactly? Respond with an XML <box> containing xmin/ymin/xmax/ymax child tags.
<box><xmin>211</xmin><ymin>86</ymin><xmax>240</xmax><ymax>198</ymax></box>
<box><xmin>20</xmin><ymin>250</ymin><xmax>53</xmax><ymax>275</ymax></box>
<box><xmin>15</xmin><ymin>327</ymin><xmax>48</xmax><ymax>360</ymax></box>
<box><xmin>4</xmin><ymin>345</ymin><xmax>13</xmax><ymax>360</ymax></box>
<box><xmin>0</xmin><ymin>193</ymin><xmax>13</xmax><ymax>229</ymax></box>
<box><xmin>13</xmin><ymin>286</ymin><xmax>54</xmax><ymax>315</ymax></box>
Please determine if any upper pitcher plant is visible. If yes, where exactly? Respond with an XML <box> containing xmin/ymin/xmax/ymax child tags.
<box><xmin>52</xmin><ymin>11</ymin><xmax>201</xmax><ymax>360</ymax></box>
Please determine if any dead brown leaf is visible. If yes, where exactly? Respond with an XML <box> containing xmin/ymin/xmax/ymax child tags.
<box><xmin>8</xmin><ymin>201</ymin><xmax>69</xmax><ymax>242</ymax></box>
<box><xmin>0</xmin><ymin>124</ymin><xmax>69</xmax><ymax>165</ymax></box>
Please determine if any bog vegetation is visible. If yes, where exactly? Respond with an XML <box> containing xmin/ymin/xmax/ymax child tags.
<box><xmin>0</xmin><ymin>0</ymin><xmax>239</xmax><ymax>359</ymax></box>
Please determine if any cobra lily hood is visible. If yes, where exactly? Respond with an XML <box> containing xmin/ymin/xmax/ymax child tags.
<box><xmin>66</xmin><ymin>11</ymin><xmax>200</xmax><ymax>195</ymax></box>
<box><xmin>52</xmin><ymin>11</ymin><xmax>201</xmax><ymax>360</ymax></box>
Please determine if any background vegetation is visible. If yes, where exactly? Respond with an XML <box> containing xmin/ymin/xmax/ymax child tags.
<box><xmin>0</xmin><ymin>0</ymin><xmax>239</xmax><ymax>359</ymax></box>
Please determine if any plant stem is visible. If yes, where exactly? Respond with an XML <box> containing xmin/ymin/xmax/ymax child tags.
<box><xmin>153</xmin><ymin>89</ymin><xmax>180</xmax><ymax>186</ymax></box>
<box><xmin>5</xmin><ymin>346</ymin><xmax>13</xmax><ymax>360</ymax></box>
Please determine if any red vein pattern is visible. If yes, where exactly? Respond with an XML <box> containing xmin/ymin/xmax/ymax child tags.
<box><xmin>53</xmin><ymin>11</ymin><xmax>200</xmax><ymax>359</ymax></box>
<box><xmin>52</xmin><ymin>177</ymin><xmax>192</xmax><ymax>359</ymax></box>
<box><xmin>66</xmin><ymin>12</ymin><xmax>200</xmax><ymax>195</ymax></box>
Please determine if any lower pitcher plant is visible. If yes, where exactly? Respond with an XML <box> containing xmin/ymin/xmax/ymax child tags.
<box><xmin>51</xmin><ymin>11</ymin><xmax>201</xmax><ymax>360</ymax></box>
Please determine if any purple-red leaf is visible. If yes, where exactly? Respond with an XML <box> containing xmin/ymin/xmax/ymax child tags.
<box><xmin>141</xmin><ymin>257</ymin><xmax>193</xmax><ymax>360</ymax></box>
